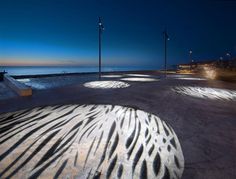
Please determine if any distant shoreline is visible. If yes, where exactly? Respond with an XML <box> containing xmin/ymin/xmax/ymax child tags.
<box><xmin>0</xmin><ymin>66</ymin><xmax>161</xmax><ymax>77</ymax></box>
<box><xmin>11</xmin><ymin>70</ymin><xmax>164</xmax><ymax>79</ymax></box>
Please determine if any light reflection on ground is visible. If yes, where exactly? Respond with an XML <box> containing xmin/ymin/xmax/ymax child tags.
<box><xmin>0</xmin><ymin>104</ymin><xmax>184</xmax><ymax>179</ymax></box>
<box><xmin>84</xmin><ymin>81</ymin><xmax>130</xmax><ymax>89</ymax></box>
<box><xmin>176</xmin><ymin>77</ymin><xmax>206</xmax><ymax>81</ymax></box>
<box><xmin>174</xmin><ymin>86</ymin><xmax>236</xmax><ymax>100</ymax></box>
<box><xmin>101</xmin><ymin>75</ymin><xmax>123</xmax><ymax>78</ymax></box>
<box><xmin>167</xmin><ymin>75</ymin><xmax>190</xmax><ymax>78</ymax></box>
<box><xmin>17</xmin><ymin>79</ymin><xmax>31</xmax><ymax>82</ymax></box>
<box><xmin>121</xmin><ymin>78</ymin><xmax>158</xmax><ymax>82</ymax></box>
<box><xmin>17</xmin><ymin>78</ymin><xmax>47</xmax><ymax>89</ymax></box>
<box><xmin>125</xmin><ymin>74</ymin><xmax>151</xmax><ymax>77</ymax></box>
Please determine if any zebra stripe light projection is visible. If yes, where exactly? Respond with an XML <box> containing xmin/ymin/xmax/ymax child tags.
<box><xmin>125</xmin><ymin>74</ymin><xmax>151</xmax><ymax>77</ymax></box>
<box><xmin>0</xmin><ymin>105</ymin><xmax>184</xmax><ymax>179</ymax></box>
<box><xmin>174</xmin><ymin>86</ymin><xmax>236</xmax><ymax>100</ymax></box>
<box><xmin>121</xmin><ymin>78</ymin><xmax>158</xmax><ymax>82</ymax></box>
<box><xmin>84</xmin><ymin>81</ymin><xmax>130</xmax><ymax>89</ymax></box>
<box><xmin>175</xmin><ymin>77</ymin><xmax>206</xmax><ymax>81</ymax></box>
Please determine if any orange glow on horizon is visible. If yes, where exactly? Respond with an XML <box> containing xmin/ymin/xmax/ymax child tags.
<box><xmin>1</xmin><ymin>61</ymin><xmax>71</xmax><ymax>66</ymax></box>
<box><xmin>0</xmin><ymin>58</ymin><xmax>93</xmax><ymax>67</ymax></box>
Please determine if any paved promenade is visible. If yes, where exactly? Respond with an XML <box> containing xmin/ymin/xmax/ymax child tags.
<box><xmin>0</xmin><ymin>72</ymin><xmax>236</xmax><ymax>178</ymax></box>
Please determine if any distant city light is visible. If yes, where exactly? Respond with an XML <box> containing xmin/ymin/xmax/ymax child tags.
<box><xmin>121</xmin><ymin>78</ymin><xmax>158</xmax><ymax>82</ymax></box>
<box><xmin>174</xmin><ymin>86</ymin><xmax>236</xmax><ymax>100</ymax></box>
<box><xmin>203</xmin><ymin>66</ymin><xmax>217</xmax><ymax>79</ymax></box>
<box><xmin>84</xmin><ymin>81</ymin><xmax>130</xmax><ymax>89</ymax></box>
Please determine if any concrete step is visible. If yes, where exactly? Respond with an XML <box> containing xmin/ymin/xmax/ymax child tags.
<box><xmin>4</xmin><ymin>74</ymin><xmax>32</xmax><ymax>96</ymax></box>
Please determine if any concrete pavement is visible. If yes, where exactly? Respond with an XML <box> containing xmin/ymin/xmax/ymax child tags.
<box><xmin>0</xmin><ymin>72</ymin><xmax>236</xmax><ymax>178</ymax></box>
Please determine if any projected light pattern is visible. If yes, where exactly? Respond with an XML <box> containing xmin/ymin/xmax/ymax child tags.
<box><xmin>84</xmin><ymin>81</ymin><xmax>130</xmax><ymax>89</ymax></box>
<box><xmin>174</xmin><ymin>86</ymin><xmax>236</xmax><ymax>100</ymax></box>
<box><xmin>121</xmin><ymin>77</ymin><xmax>158</xmax><ymax>82</ymax></box>
<box><xmin>176</xmin><ymin>77</ymin><xmax>206</xmax><ymax>81</ymax></box>
<box><xmin>167</xmin><ymin>75</ymin><xmax>190</xmax><ymax>78</ymax></box>
<box><xmin>125</xmin><ymin>74</ymin><xmax>151</xmax><ymax>77</ymax></box>
<box><xmin>0</xmin><ymin>104</ymin><xmax>184</xmax><ymax>179</ymax></box>
<box><xmin>101</xmin><ymin>75</ymin><xmax>123</xmax><ymax>78</ymax></box>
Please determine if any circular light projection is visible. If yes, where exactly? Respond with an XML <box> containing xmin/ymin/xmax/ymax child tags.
<box><xmin>0</xmin><ymin>104</ymin><xmax>184</xmax><ymax>179</ymax></box>
<box><xmin>125</xmin><ymin>74</ymin><xmax>151</xmax><ymax>77</ymax></box>
<box><xmin>84</xmin><ymin>80</ymin><xmax>130</xmax><ymax>89</ymax></box>
<box><xmin>174</xmin><ymin>86</ymin><xmax>236</xmax><ymax>100</ymax></box>
<box><xmin>121</xmin><ymin>77</ymin><xmax>158</xmax><ymax>82</ymax></box>
<box><xmin>177</xmin><ymin>77</ymin><xmax>206</xmax><ymax>81</ymax></box>
<box><xmin>167</xmin><ymin>75</ymin><xmax>190</xmax><ymax>78</ymax></box>
<box><xmin>101</xmin><ymin>75</ymin><xmax>123</xmax><ymax>78</ymax></box>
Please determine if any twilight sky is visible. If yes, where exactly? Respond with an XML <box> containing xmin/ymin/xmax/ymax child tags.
<box><xmin>0</xmin><ymin>0</ymin><xmax>235</xmax><ymax>69</ymax></box>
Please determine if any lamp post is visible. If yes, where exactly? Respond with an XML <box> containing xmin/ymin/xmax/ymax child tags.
<box><xmin>219</xmin><ymin>57</ymin><xmax>223</xmax><ymax>67</ymax></box>
<box><xmin>226</xmin><ymin>53</ymin><xmax>232</xmax><ymax>69</ymax></box>
<box><xmin>189</xmin><ymin>50</ymin><xmax>193</xmax><ymax>70</ymax></box>
<box><xmin>189</xmin><ymin>50</ymin><xmax>193</xmax><ymax>63</ymax></box>
<box><xmin>98</xmin><ymin>17</ymin><xmax>104</xmax><ymax>79</ymax></box>
<box><xmin>163</xmin><ymin>29</ymin><xmax>169</xmax><ymax>78</ymax></box>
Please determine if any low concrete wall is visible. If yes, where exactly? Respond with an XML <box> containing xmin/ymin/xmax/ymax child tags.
<box><xmin>4</xmin><ymin>74</ymin><xmax>32</xmax><ymax>96</ymax></box>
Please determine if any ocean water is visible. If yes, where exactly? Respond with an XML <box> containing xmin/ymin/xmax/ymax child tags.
<box><xmin>0</xmin><ymin>66</ymin><xmax>156</xmax><ymax>76</ymax></box>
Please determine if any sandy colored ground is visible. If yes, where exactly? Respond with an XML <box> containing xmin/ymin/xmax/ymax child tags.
<box><xmin>0</xmin><ymin>71</ymin><xmax>236</xmax><ymax>179</ymax></box>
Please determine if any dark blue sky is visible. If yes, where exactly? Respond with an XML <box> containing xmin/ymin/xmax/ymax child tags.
<box><xmin>0</xmin><ymin>0</ymin><xmax>235</xmax><ymax>68</ymax></box>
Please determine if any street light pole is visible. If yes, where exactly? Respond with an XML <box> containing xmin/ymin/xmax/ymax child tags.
<box><xmin>163</xmin><ymin>29</ymin><xmax>169</xmax><ymax>78</ymax></box>
<box><xmin>189</xmin><ymin>50</ymin><xmax>193</xmax><ymax>70</ymax></box>
<box><xmin>98</xmin><ymin>17</ymin><xmax>104</xmax><ymax>80</ymax></box>
<box><xmin>189</xmin><ymin>50</ymin><xmax>193</xmax><ymax>63</ymax></box>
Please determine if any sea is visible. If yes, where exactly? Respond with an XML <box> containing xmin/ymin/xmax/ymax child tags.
<box><xmin>0</xmin><ymin>66</ymin><xmax>157</xmax><ymax>76</ymax></box>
